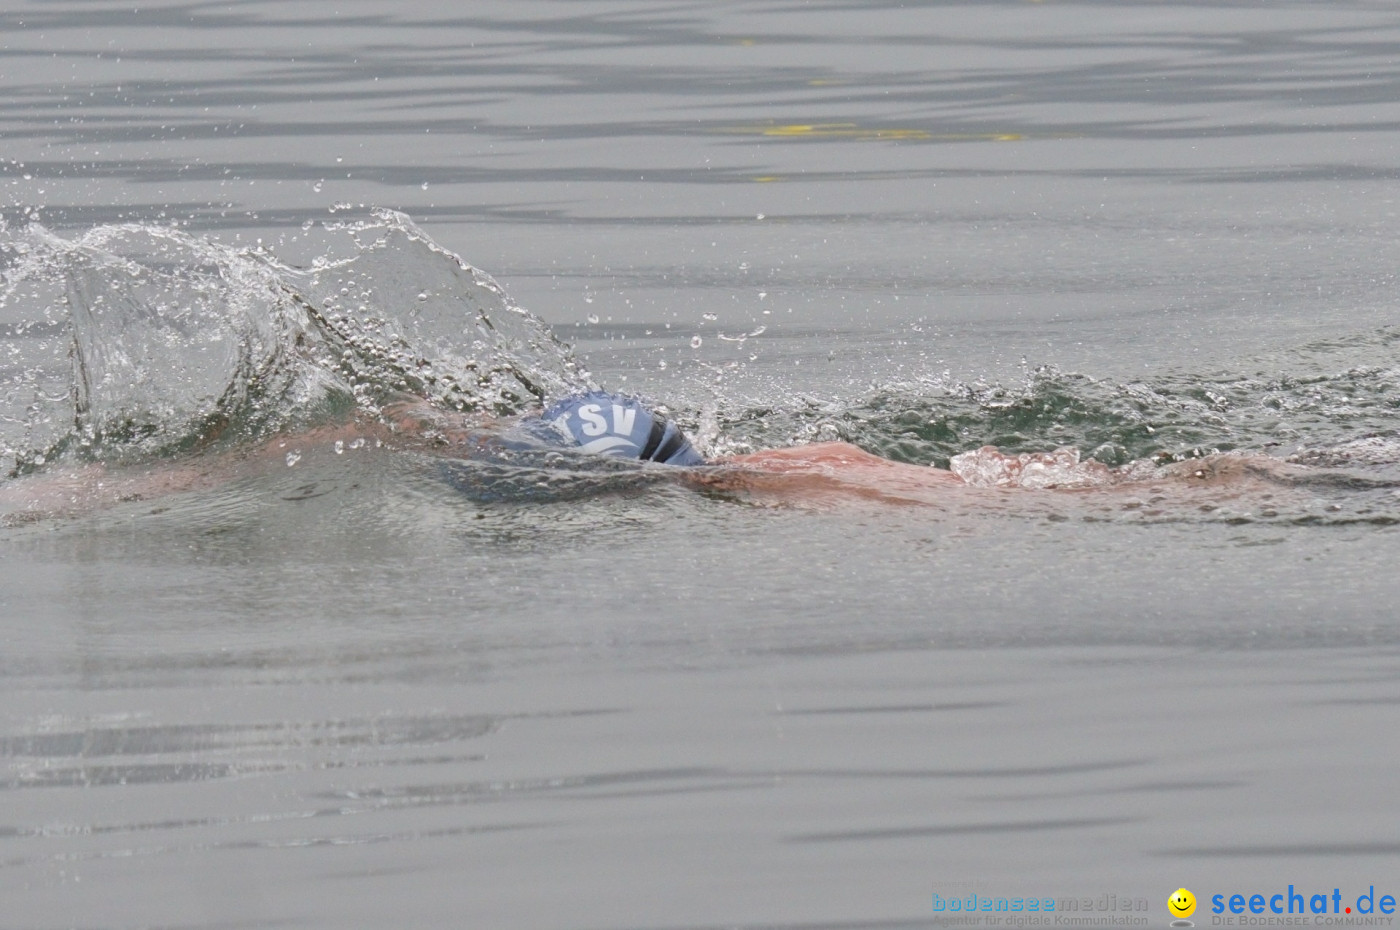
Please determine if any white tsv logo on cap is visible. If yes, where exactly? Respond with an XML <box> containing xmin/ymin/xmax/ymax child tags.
<box><xmin>574</xmin><ymin>402</ymin><xmax>636</xmax><ymax>437</ymax></box>
<box><xmin>551</xmin><ymin>397</ymin><xmax>646</xmax><ymax>456</ymax></box>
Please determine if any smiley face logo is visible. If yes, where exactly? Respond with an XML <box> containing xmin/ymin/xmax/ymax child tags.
<box><xmin>1168</xmin><ymin>888</ymin><xmax>1197</xmax><ymax>919</ymax></box>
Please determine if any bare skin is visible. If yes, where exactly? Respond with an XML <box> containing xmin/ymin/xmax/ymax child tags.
<box><xmin>700</xmin><ymin>442</ymin><xmax>1305</xmax><ymax>512</ymax></box>
<box><xmin>0</xmin><ymin>398</ymin><xmax>1308</xmax><ymax>522</ymax></box>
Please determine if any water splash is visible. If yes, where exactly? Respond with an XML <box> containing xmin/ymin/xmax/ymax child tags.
<box><xmin>280</xmin><ymin>211</ymin><xmax>586</xmax><ymax>415</ymax></box>
<box><xmin>0</xmin><ymin>211</ymin><xmax>588</xmax><ymax>476</ymax></box>
<box><xmin>949</xmin><ymin>446</ymin><xmax>1117</xmax><ymax>490</ymax></box>
<box><xmin>690</xmin><ymin>350</ymin><xmax>1400</xmax><ymax>473</ymax></box>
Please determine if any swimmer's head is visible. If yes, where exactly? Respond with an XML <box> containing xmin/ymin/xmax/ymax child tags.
<box><xmin>541</xmin><ymin>391</ymin><xmax>705</xmax><ymax>466</ymax></box>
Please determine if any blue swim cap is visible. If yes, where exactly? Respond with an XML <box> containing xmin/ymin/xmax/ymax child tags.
<box><xmin>539</xmin><ymin>391</ymin><xmax>705</xmax><ymax>466</ymax></box>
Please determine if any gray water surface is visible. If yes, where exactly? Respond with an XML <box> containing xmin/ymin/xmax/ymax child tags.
<box><xmin>4</xmin><ymin>2</ymin><xmax>1400</xmax><ymax>928</ymax></box>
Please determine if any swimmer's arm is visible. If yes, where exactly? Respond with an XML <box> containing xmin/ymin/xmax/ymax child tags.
<box><xmin>1158</xmin><ymin>452</ymin><xmax>1310</xmax><ymax>485</ymax></box>
<box><xmin>0</xmin><ymin>460</ymin><xmax>225</xmax><ymax>523</ymax></box>
<box><xmin>724</xmin><ymin>443</ymin><xmax>1307</xmax><ymax>488</ymax></box>
<box><xmin>687</xmin><ymin>442</ymin><xmax>967</xmax><ymax>506</ymax></box>
<box><xmin>0</xmin><ymin>398</ymin><xmax>508</xmax><ymax>523</ymax></box>
<box><xmin>0</xmin><ymin>419</ymin><xmax>394</xmax><ymax>523</ymax></box>
<box><xmin>688</xmin><ymin>442</ymin><xmax>1307</xmax><ymax>505</ymax></box>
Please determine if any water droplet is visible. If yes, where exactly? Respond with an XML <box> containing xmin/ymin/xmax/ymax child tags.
<box><xmin>420</xmin><ymin>182</ymin><xmax>429</xmax><ymax>190</ymax></box>
<box><xmin>702</xmin><ymin>312</ymin><xmax>717</xmax><ymax>321</ymax></box>
<box><xmin>417</xmin><ymin>291</ymin><xmax>429</xmax><ymax>301</ymax></box>
<box><xmin>312</xmin><ymin>179</ymin><xmax>323</xmax><ymax>192</ymax></box>
<box><xmin>333</xmin><ymin>440</ymin><xmax>344</xmax><ymax>454</ymax></box>
<box><xmin>586</xmin><ymin>314</ymin><xmax>599</xmax><ymax>324</ymax></box>
<box><xmin>285</xmin><ymin>451</ymin><xmax>302</xmax><ymax>467</ymax></box>
<box><xmin>690</xmin><ymin>335</ymin><xmax>703</xmax><ymax>349</ymax></box>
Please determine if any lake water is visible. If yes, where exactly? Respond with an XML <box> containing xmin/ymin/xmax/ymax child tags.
<box><xmin>4</xmin><ymin>2</ymin><xmax>1400</xmax><ymax>928</ymax></box>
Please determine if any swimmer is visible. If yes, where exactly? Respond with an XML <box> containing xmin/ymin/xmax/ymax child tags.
<box><xmin>0</xmin><ymin>388</ymin><xmax>1307</xmax><ymax>521</ymax></box>
<box><xmin>375</xmin><ymin>390</ymin><xmax>1304</xmax><ymax>507</ymax></box>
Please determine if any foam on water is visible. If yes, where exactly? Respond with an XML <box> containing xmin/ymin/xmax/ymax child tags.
<box><xmin>949</xmin><ymin>446</ymin><xmax>1117</xmax><ymax>490</ymax></box>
